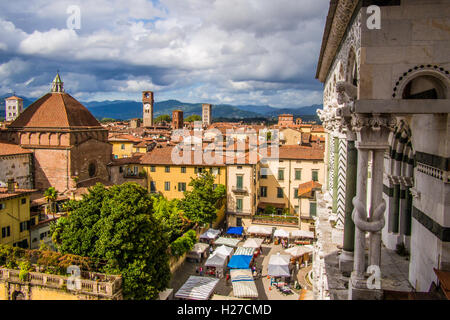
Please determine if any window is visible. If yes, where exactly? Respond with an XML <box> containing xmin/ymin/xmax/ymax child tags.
<box><xmin>165</xmin><ymin>166</ymin><xmax>170</xmax><ymax>173</ymax></box>
<box><xmin>237</xmin><ymin>166</ymin><xmax>243</xmax><ymax>170</ymax></box>
<box><xmin>30</xmin><ymin>218</ymin><xmax>36</xmax><ymax>226</ymax></box>
<box><xmin>312</xmin><ymin>170</ymin><xmax>319</xmax><ymax>182</ymax></box>
<box><xmin>40</xmin><ymin>231</ymin><xmax>48</xmax><ymax>240</ymax></box>
<box><xmin>0</xmin><ymin>203</ymin><xmax>5</xmax><ymax>210</ymax></box>
<box><xmin>121</xmin><ymin>144</ymin><xmax>125</xmax><ymax>150</ymax></box>
<box><xmin>260</xmin><ymin>186</ymin><xmax>267</xmax><ymax>197</ymax></box>
<box><xmin>310</xmin><ymin>202</ymin><xmax>317</xmax><ymax>217</ymax></box>
<box><xmin>278</xmin><ymin>169</ymin><xmax>284</xmax><ymax>181</ymax></box>
<box><xmin>119</xmin><ymin>166</ymin><xmax>123</xmax><ymax>173</ymax></box>
<box><xmin>294</xmin><ymin>188</ymin><xmax>299</xmax><ymax>199</ymax></box>
<box><xmin>212</xmin><ymin>168</ymin><xmax>220</xmax><ymax>175</ymax></box>
<box><xmin>236</xmin><ymin>198</ymin><xmax>243</xmax><ymax>212</ymax></box>
<box><xmin>236</xmin><ymin>175</ymin><xmax>243</xmax><ymax>189</ymax></box>
<box><xmin>164</xmin><ymin>182</ymin><xmax>170</xmax><ymax>191</ymax></box>
<box><xmin>2</xmin><ymin>226</ymin><xmax>11</xmax><ymax>238</ymax></box>
<box><xmin>20</xmin><ymin>221</ymin><xmax>29</xmax><ymax>232</ymax></box>
<box><xmin>236</xmin><ymin>217</ymin><xmax>242</xmax><ymax>227</ymax></box>
<box><xmin>277</xmin><ymin>187</ymin><xmax>283</xmax><ymax>198</ymax></box>
<box><xmin>88</xmin><ymin>162</ymin><xmax>96</xmax><ymax>177</ymax></box>
<box><xmin>21</xmin><ymin>198</ymin><xmax>26</xmax><ymax>205</ymax></box>
<box><xmin>150</xmin><ymin>166</ymin><xmax>156</xmax><ymax>172</ymax></box>
<box><xmin>294</xmin><ymin>206</ymin><xmax>299</xmax><ymax>214</ymax></box>
<box><xmin>295</xmin><ymin>169</ymin><xmax>301</xmax><ymax>180</ymax></box>
<box><xmin>150</xmin><ymin>181</ymin><xmax>156</xmax><ymax>192</ymax></box>
<box><xmin>178</xmin><ymin>182</ymin><xmax>186</xmax><ymax>192</ymax></box>
<box><xmin>181</xmin><ymin>167</ymin><xmax>186</xmax><ymax>173</ymax></box>
<box><xmin>260</xmin><ymin>168</ymin><xmax>268</xmax><ymax>179</ymax></box>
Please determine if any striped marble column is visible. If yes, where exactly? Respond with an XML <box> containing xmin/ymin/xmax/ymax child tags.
<box><xmin>336</xmin><ymin>137</ymin><xmax>347</xmax><ymax>229</ymax></box>
<box><xmin>332</xmin><ymin>136</ymin><xmax>339</xmax><ymax>214</ymax></box>
<box><xmin>328</xmin><ymin>135</ymin><xmax>335</xmax><ymax>193</ymax></box>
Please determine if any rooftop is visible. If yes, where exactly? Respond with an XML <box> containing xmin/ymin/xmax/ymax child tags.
<box><xmin>0</xmin><ymin>141</ymin><xmax>32</xmax><ymax>157</ymax></box>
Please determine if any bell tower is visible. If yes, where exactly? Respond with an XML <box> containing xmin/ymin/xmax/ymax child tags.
<box><xmin>142</xmin><ymin>91</ymin><xmax>154</xmax><ymax>127</ymax></box>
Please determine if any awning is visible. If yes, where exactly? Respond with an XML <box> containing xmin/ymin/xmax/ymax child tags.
<box><xmin>243</xmin><ymin>238</ymin><xmax>264</xmax><ymax>249</ymax></box>
<box><xmin>200</xmin><ymin>228</ymin><xmax>221</xmax><ymax>240</ymax></box>
<box><xmin>290</xmin><ymin>229</ymin><xmax>315</xmax><ymax>239</ymax></box>
<box><xmin>284</xmin><ymin>245</ymin><xmax>313</xmax><ymax>258</ymax></box>
<box><xmin>175</xmin><ymin>276</ymin><xmax>219</xmax><ymax>300</ymax></box>
<box><xmin>268</xmin><ymin>254</ymin><xmax>291</xmax><ymax>277</ymax></box>
<box><xmin>228</xmin><ymin>255</ymin><xmax>252</xmax><ymax>269</ymax></box>
<box><xmin>230</xmin><ymin>269</ymin><xmax>258</xmax><ymax>298</ymax></box>
<box><xmin>247</xmin><ymin>225</ymin><xmax>272</xmax><ymax>236</ymax></box>
<box><xmin>189</xmin><ymin>243</ymin><xmax>210</xmax><ymax>254</ymax></box>
<box><xmin>234</xmin><ymin>247</ymin><xmax>255</xmax><ymax>256</ymax></box>
<box><xmin>205</xmin><ymin>253</ymin><xmax>228</xmax><ymax>268</ymax></box>
<box><xmin>227</xmin><ymin>226</ymin><xmax>244</xmax><ymax>235</ymax></box>
<box><xmin>214</xmin><ymin>237</ymin><xmax>241</xmax><ymax>247</ymax></box>
<box><xmin>214</xmin><ymin>245</ymin><xmax>234</xmax><ymax>257</ymax></box>
<box><xmin>258</xmin><ymin>202</ymin><xmax>285</xmax><ymax>209</ymax></box>
<box><xmin>274</xmin><ymin>229</ymin><xmax>290</xmax><ymax>238</ymax></box>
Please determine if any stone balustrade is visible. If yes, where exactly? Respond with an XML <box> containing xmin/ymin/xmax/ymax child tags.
<box><xmin>0</xmin><ymin>267</ymin><xmax>122</xmax><ymax>299</ymax></box>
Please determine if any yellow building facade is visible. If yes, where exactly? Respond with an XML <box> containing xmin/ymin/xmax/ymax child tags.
<box><xmin>0</xmin><ymin>187</ymin><xmax>34</xmax><ymax>248</ymax></box>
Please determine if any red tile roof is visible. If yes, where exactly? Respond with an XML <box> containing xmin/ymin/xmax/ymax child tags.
<box><xmin>0</xmin><ymin>187</ymin><xmax>36</xmax><ymax>200</ymax></box>
<box><xmin>297</xmin><ymin>181</ymin><xmax>322</xmax><ymax>198</ymax></box>
<box><xmin>0</xmin><ymin>141</ymin><xmax>32</xmax><ymax>156</ymax></box>
<box><xmin>276</xmin><ymin>145</ymin><xmax>324</xmax><ymax>160</ymax></box>
<box><xmin>9</xmin><ymin>92</ymin><xmax>101</xmax><ymax>128</ymax></box>
<box><xmin>5</xmin><ymin>96</ymin><xmax>23</xmax><ymax>100</ymax></box>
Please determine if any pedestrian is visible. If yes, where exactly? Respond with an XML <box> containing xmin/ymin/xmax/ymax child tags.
<box><xmin>199</xmin><ymin>266</ymin><xmax>203</xmax><ymax>276</ymax></box>
<box><xmin>226</xmin><ymin>273</ymin><xmax>230</xmax><ymax>285</ymax></box>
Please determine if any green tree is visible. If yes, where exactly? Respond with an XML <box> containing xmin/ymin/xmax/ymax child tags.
<box><xmin>179</xmin><ymin>172</ymin><xmax>226</xmax><ymax>227</ymax></box>
<box><xmin>50</xmin><ymin>183</ymin><xmax>171</xmax><ymax>300</ymax></box>
<box><xmin>152</xmin><ymin>195</ymin><xmax>192</xmax><ymax>243</ymax></box>
<box><xmin>184</xmin><ymin>114</ymin><xmax>202</xmax><ymax>122</ymax></box>
<box><xmin>155</xmin><ymin>114</ymin><xmax>171</xmax><ymax>123</ymax></box>
<box><xmin>43</xmin><ymin>187</ymin><xmax>58</xmax><ymax>214</ymax></box>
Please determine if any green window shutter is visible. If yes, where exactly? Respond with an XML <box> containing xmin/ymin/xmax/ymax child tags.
<box><xmin>295</xmin><ymin>169</ymin><xmax>301</xmax><ymax>180</ymax></box>
<box><xmin>278</xmin><ymin>169</ymin><xmax>284</xmax><ymax>180</ymax></box>
<box><xmin>277</xmin><ymin>187</ymin><xmax>283</xmax><ymax>198</ymax></box>
<box><xmin>237</xmin><ymin>175</ymin><xmax>243</xmax><ymax>189</ymax></box>
<box><xmin>236</xmin><ymin>199</ymin><xmax>243</xmax><ymax>211</ymax></box>
<box><xmin>312</xmin><ymin>170</ymin><xmax>318</xmax><ymax>182</ymax></box>
<box><xmin>294</xmin><ymin>188</ymin><xmax>299</xmax><ymax>199</ymax></box>
<box><xmin>310</xmin><ymin>202</ymin><xmax>317</xmax><ymax>217</ymax></box>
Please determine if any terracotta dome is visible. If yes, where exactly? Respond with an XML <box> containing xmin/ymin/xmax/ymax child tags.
<box><xmin>9</xmin><ymin>92</ymin><xmax>101</xmax><ymax>129</ymax></box>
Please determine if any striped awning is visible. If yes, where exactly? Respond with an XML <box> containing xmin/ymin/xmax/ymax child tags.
<box><xmin>234</xmin><ymin>247</ymin><xmax>255</xmax><ymax>256</ymax></box>
<box><xmin>230</xmin><ymin>269</ymin><xmax>258</xmax><ymax>298</ymax></box>
<box><xmin>175</xmin><ymin>276</ymin><xmax>220</xmax><ymax>300</ymax></box>
<box><xmin>214</xmin><ymin>237</ymin><xmax>241</xmax><ymax>247</ymax></box>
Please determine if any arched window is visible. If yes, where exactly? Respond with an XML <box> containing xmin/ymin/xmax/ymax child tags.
<box><xmin>88</xmin><ymin>162</ymin><xmax>97</xmax><ymax>178</ymax></box>
<box><xmin>346</xmin><ymin>49</ymin><xmax>358</xmax><ymax>87</ymax></box>
<box><xmin>402</xmin><ymin>75</ymin><xmax>446</xmax><ymax>99</ymax></box>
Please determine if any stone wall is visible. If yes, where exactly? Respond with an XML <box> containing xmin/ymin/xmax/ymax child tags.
<box><xmin>0</xmin><ymin>153</ymin><xmax>33</xmax><ymax>189</ymax></box>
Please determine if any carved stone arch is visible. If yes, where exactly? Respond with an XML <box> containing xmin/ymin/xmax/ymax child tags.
<box><xmin>392</xmin><ymin>65</ymin><xmax>450</xmax><ymax>99</ymax></box>
<box><xmin>346</xmin><ymin>46</ymin><xmax>358</xmax><ymax>87</ymax></box>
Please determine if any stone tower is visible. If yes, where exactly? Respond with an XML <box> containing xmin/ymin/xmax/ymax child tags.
<box><xmin>142</xmin><ymin>91</ymin><xmax>154</xmax><ymax>127</ymax></box>
<box><xmin>5</xmin><ymin>95</ymin><xmax>24</xmax><ymax>122</ymax></box>
<box><xmin>172</xmin><ymin>110</ymin><xmax>183</xmax><ymax>130</ymax></box>
<box><xmin>202</xmin><ymin>103</ymin><xmax>212</xmax><ymax>126</ymax></box>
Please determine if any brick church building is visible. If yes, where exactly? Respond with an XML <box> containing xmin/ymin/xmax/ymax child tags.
<box><xmin>1</xmin><ymin>74</ymin><xmax>112</xmax><ymax>192</ymax></box>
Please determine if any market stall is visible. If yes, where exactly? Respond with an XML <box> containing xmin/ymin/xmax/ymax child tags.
<box><xmin>199</xmin><ymin>228</ymin><xmax>221</xmax><ymax>244</ymax></box>
<box><xmin>230</xmin><ymin>269</ymin><xmax>258</xmax><ymax>299</ymax></box>
<box><xmin>175</xmin><ymin>276</ymin><xmax>219</xmax><ymax>300</ymax></box>
<box><xmin>226</xmin><ymin>226</ymin><xmax>244</xmax><ymax>238</ymax></box>
<box><xmin>213</xmin><ymin>237</ymin><xmax>241</xmax><ymax>248</ymax></box>
<box><xmin>242</xmin><ymin>238</ymin><xmax>264</xmax><ymax>257</ymax></box>
<box><xmin>290</xmin><ymin>229</ymin><xmax>315</xmax><ymax>244</ymax></box>
<box><xmin>227</xmin><ymin>255</ymin><xmax>253</xmax><ymax>269</ymax></box>
<box><xmin>268</xmin><ymin>253</ymin><xmax>292</xmax><ymax>281</ymax></box>
<box><xmin>234</xmin><ymin>247</ymin><xmax>255</xmax><ymax>257</ymax></box>
<box><xmin>284</xmin><ymin>245</ymin><xmax>313</xmax><ymax>265</ymax></box>
<box><xmin>186</xmin><ymin>242</ymin><xmax>210</xmax><ymax>263</ymax></box>
<box><xmin>205</xmin><ymin>253</ymin><xmax>228</xmax><ymax>277</ymax></box>
<box><xmin>214</xmin><ymin>245</ymin><xmax>234</xmax><ymax>258</ymax></box>
<box><xmin>246</xmin><ymin>226</ymin><xmax>273</xmax><ymax>242</ymax></box>
<box><xmin>273</xmin><ymin>229</ymin><xmax>290</xmax><ymax>247</ymax></box>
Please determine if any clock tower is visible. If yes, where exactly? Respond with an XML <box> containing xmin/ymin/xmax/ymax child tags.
<box><xmin>142</xmin><ymin>91</ymin><xmax>154</xmax><ymax>127</ymax></box>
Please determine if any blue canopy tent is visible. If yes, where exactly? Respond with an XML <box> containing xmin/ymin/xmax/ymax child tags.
<box><xmin>227</xmin><ymin>255</ymin><xmax>252</xmax><ymax>269</ymax></box>
<box><xmin>226</xmin><ymin>227</ymin><xmax>244</xmax><ymax>236</ymax></box>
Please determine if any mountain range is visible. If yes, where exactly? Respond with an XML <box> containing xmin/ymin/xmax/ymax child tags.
<box><xmin>0</xmin><ymin>94</ymin><xmax>323</xmax><ymax>121</ymax></box>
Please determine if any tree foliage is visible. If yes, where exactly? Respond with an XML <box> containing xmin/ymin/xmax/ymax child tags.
<box><xmin>50</xmin><ymin>183</ymin><xmax>171</xmax><ymax>300</ymax></box>
<box><xmin>155</xmin><ymin>114</ymin><xmax>171</xmax><ymax>123</ymax></box>
<box><xmin>184</xmin><ymin>114</ymin><xmax>202</xmax><ymax>122</ymax></box>
<box><xmin>169</xmin><ymin>230</ymin><xmax>197</xmax><ymax>258</ymax></box>
<box><xmin>179</xmin><ymin>171</ymin><xmax>226</xmax><ymax>226</ymax></box>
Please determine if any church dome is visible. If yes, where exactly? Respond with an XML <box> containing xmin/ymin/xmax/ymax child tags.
<box><xmin>9</xmin><ymin>73</ymin><xmax>101</xmax><ymax>129</ymax></box>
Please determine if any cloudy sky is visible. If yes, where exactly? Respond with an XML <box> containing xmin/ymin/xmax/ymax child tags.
<box><xmin>0</xmin><ymin>0</ymin><xmax>328</xmax><ymax>107</ymax></box>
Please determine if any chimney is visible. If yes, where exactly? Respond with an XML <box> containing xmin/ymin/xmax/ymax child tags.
<box><xmin>7</xmin><ymin>178</ymin><xmax>15</xmax><ymax>193</ymax></box>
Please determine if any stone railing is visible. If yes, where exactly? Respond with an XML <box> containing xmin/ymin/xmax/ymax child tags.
<box><xmin>0</xmin><ymin>268</ymin><xmax>122</xmax><ymax>299</ymax></box>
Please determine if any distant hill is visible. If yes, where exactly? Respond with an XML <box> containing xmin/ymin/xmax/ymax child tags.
<box><xmin>0</xmin><ymin>94</ymin><xmax>323</xmax><ymax>121</ymax></box>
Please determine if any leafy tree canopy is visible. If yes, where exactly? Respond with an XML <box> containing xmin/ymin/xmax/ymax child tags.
<box><xmin>184</xmin><ymin>114</ymin><xmax>202</xmax><ymax>122</ymax></box>
<box><xmin>155</xmin><ymin>114</ymin><xmax>171</xmax><ymax>123</ymax></box>
<box><xmin>50</xmin><ymin>183</ymin><xmax>171</xmax><ymax>300</ymax></box>
<box><xmin>179</xmin><ymin>171</ymin><xmax>226</xmax><ymax>226</ymax></box>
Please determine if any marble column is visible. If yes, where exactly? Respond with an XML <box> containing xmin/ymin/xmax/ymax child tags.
<box><xmin>336</xmin><ymin>136</ymin><xmax>347</xmax><ymax>229</ymax></box>
<box><xmin>332</xmin><ymin>136</ymin><xmax>339</xmax><ymax>214</ymax></box>
<box><xmin>348</xmin><ymin>113</ymin><xmax>395</xmax><ymax>300</ymax></box>
<box><xmin>339</xmin><ymin>132</ymin><xmax>357</xmax><ymax>274</ymax></box>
